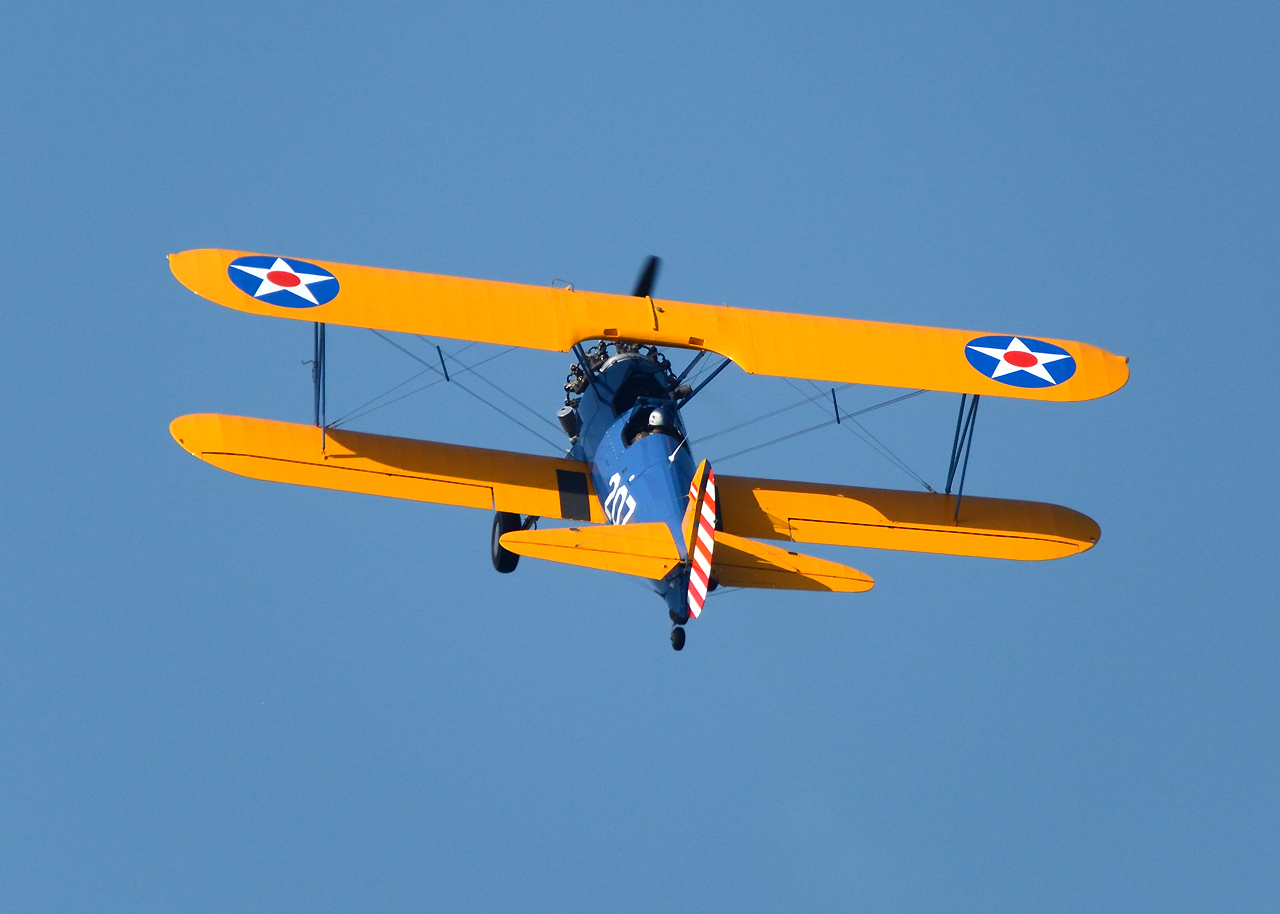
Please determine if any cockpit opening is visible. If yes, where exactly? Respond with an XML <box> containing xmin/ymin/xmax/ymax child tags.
<box><xmin>622</xmin><ymin>400</ymin><xmax>685</xmax><ymax>447</ymax></box>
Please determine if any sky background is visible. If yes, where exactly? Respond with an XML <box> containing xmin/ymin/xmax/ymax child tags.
<box><xmin>2</xmin><ymin>2</ymin><xmax>1278</xmax><ymax>911</ymax></box>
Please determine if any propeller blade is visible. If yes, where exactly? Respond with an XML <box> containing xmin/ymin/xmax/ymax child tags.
<box><xmin>631</xmin><ymin>255</ymin><xmax>661</xmax><ymax>298</ymax></box>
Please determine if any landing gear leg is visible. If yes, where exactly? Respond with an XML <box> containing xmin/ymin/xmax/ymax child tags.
<box><xmin>491</xmin><ymin>511</ymin><xmax>521</xmax><ymax>573</ymax></box>
<box><xmin>667</xmin><ymin>607</ymin><xmax>689</xmax><ymax>652</ymax></box>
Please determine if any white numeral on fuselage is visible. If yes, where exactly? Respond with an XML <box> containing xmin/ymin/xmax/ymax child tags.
<box><xmin>603</xmin><ymin>472</ymin><xmax>637</xmax><ymax>525</ymax></box>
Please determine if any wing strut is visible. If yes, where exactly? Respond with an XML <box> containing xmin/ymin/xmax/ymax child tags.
<box><xmin>309</xmin><ymin>321</ymin><xmax>328</xmax><ymax>449</ymax></box>
<box><xmin>944</xmin><ymin>394</ymin><xmax>980</xmax><ymax>520</ymax></box>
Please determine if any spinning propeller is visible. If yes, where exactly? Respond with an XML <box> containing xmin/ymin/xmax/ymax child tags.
<box><xmin>632</xmin><ymin>255</ymin><xmax>661</xmax><ymax>298</ymax></box>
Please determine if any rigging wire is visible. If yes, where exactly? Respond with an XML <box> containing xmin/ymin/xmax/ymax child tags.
<box><xmin>329</xmin><ymin>345</ymin><xmax>513</xmax><ymax>428</ymax></box>
<box><xmin>711</xmin><ymin>417</ymin><xmax>838</xmax><ymax>463</ymax></box>
<box><xmin>672</xmin><ymin>350</ymin><xmax>707</xmax><ymax>386</ymax></box>
<box><xmin>784</xmin><ymin>379</ymin><xmax>935</xmax><ymax>491</ymax></box>
<box><xmin>706</xmin><ymin>586</ymin><xmax>747</xmax><ymax>599</ymax></box>
<box><xmin>363</xmin><ymin>330</ymin><xmax>564</xmax><ymax>452</ymax></box>
<box><xmin>329</xmin><ymin>367</ymin><xmax>436</xmax><ymax>427</ymax></box>
<box><xmin>711</xmin><ymin>384</ymin><xmax>931</xmax><ymax>491</ymax></box>
<box><xmin>798</xmin><ymin>381</ymin><xmax>934</xmax><ymax>490</ymax></box>
<box><xmin>419</xmin><ymin>335</ymin><xmax>562</xmax><ymax>433</ymax></box>
<box><xmin>681</xmin><ymin>352</ymin><xmax>717</xmax><ymax>388</ymax></box>
<box><xmin>693</xmin><ymin>383</ymin><xmax>856</xmax><ymax>445</ymax></box>
<box><xmin>845</xmin><ymin>415</ymin><xmax>936</xmax><ymax>492</ymax></box>
<box><xmin>327</xmin><ymin>329</ymin><xmax>932</xmax><ymax>487</ymax></box>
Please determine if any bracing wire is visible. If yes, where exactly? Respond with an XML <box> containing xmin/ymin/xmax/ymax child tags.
<box><xmin>329</xmin><ymin>345</ymin><xmax>513</xmax><ymax>428</ymax></box>
<box><xmin>710</xmin><ymin>389</ymin><xmax>928</xmax><ymax>466</ymax></box>
<box><xmin>693</xmin><ymin>384</ymin><xmax>856</xmax><ymax>445</ymax></box>
<box><xmin>785</xmin><ymin>378</ymin><xmax>934</xmax><ymax>491</ymax></box>
<box><xmin>419</xmin><ymin>335</ymin><xmax>562</xmax><ymax>433</ymax></box>
<box><xmin>711</xmin><ymin>417</ymin><xmax>838</xmax><ymax>463</ymax></box>
<box><xmin>363</xmin><ymin>330</ymin><xmax>564</xmax><ymax>452</ymax></box>
<box><xmin>711</xmin><ymin>383</ymin><xmax>934</xmax><ymax>491</ymax></box>
<box><xmin>706</xmin><ymin>586</ymin><xmax>747</xmax><ymax>599</ymax></box>
<box><xmin>682</xmin><ymin>353</ymin><xmax>716</xmax><ymax>389</ymax></box>
<box><xmin>844</xmin><ymin>415</ymin><xmax>936</xmax><ymax>492</ymax></box>
<box><xmin>328</xmin><ymin>367</ymin><xmax>437</xmax><ymax>427</ymax></box>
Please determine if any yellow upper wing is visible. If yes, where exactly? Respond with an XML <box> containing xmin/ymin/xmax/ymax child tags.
<box><xmin>170</xmin><ymin>248</ymin><xmax>1129</xmax><ymax>402</ymax></box>
<box><xmin>170</xmin><ymin>413</ymin><xmax>606</xmax><ymax>522</ymax></box>
<box><xmin>716</xmin><ymin>474</ymin><xmax>1100</xmax><ymax>561</ymax></box>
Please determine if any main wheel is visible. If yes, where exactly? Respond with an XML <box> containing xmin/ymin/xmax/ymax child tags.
<box><xmin>491</xmin><ymin>512</ymin><xmax>521</xmax><ymax>573</ymax></box>
<box><xmin>670</xmin><ymin>626</ymin><xmax>686</xmax><ymax>651</ymax></box>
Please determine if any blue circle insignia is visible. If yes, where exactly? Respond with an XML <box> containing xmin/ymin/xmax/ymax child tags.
<box><xmin>227</xmin><ymin>255</ymin><xmax>340</xmax><ymax>308</ymax></box>
<box><xmin>964</xmin><ymin>335</ymin><xmax>1076</xmax><ymax>388</ymax></box>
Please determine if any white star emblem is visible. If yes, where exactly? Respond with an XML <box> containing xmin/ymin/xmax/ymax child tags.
<box><xmin>967</xmin><ymin>337</ymin><xmax>1072</xmax><ymax>385</ymax></box>
<box><xmin>230</xmin><ymin>257</ymin><xmax>335</xmax><ymax>305</ymax></box>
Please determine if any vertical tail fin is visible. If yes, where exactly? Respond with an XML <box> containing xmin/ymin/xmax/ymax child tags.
<box><xmin>681</xmin><ymin>459</ymin><xmax>709</xmax><ymax>552</ymax></box>
<box><xmin>682</xmin><ymin>459</ymin><xmax>717</xmax><ymax>619</ymax></box>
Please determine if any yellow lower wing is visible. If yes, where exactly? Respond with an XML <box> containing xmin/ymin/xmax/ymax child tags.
<box><xmin>171</xmin><ymin>416</ymin><xmax>1098</xmax><ymax>563</ymax></box>
<box><xmin>716</xmin><ymin>475</ymin><xmax>1099</xmax><ymax>561</ymax></box>
<box><xmin>712</xmin><ymin>533</ymin><xmax>874</xmax><ymax>592</ymax></box>
<box><xmin>170</xmin><ymin>249</ymin><xmax>1129</xmax><ymax>402</ymax></box>
<box><xmin>169</xmin><ymin>414</ymin><xmax>605</xmax><ymax>522</ymax></box>
<box><xmin>500</xmin><ymin>524</ymin><xmax>682</xmax><ymax>579</ymax></box>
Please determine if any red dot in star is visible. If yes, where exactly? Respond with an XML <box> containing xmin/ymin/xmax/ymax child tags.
<box><xmin>1003</xmin><ymin>350</ymin><xmax>1038</xmax><ymax>368</ymax></box>
<box><xmin>266</xmin><ymin>270</ymin><xmax>301</xmax><ymax>287</ymax></box>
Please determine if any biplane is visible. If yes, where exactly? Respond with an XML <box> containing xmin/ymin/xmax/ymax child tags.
<box><xmin>168</xmin><ymin>249</ymin><xmax>1128</xmax><ymax>650</ymax></box>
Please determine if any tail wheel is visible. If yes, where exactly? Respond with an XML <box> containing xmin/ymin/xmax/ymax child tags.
<box><xmin>670</xmin><ymin>626</ymin><xmax>686</xmax><ymax>651</ymax></box>
<box><xmin>491</xmin><ymin>512</ymin><xmax>521</xmax><ymax>573</ymax></box>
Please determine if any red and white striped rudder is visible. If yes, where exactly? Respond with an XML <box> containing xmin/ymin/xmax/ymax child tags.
<box><xmin>686</xmin><ymin>466</ymin><xmax>717</xmax><ymax>619</ymax></box>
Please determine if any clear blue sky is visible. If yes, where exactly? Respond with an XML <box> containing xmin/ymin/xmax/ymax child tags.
<box><xmin>2</xmin><ymin>2</ymin><xmax>1277</xmax><ymax>911</ymax></box>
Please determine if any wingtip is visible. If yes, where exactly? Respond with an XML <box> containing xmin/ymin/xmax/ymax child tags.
<box><xmin>169</xmin><ymin>414</ymin><xmax>204</xmax><ymax>456</ymax></box>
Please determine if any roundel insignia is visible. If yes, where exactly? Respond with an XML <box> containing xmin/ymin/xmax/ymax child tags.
<box><xmin>965</xmin><ymin>335</ymin><xmax>1076</xmax><ymax>388</ymax></box>
<box><xmin>227</xmin><ymin>255</ymin><xmax>339</xmax><ymax>308</ymax></box>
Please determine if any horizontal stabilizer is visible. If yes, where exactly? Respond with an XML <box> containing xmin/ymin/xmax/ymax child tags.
<box><xmin>500</xmin><ymin>523</ymin><xmax>682</xmax><ymax>579</ymax></box>
<box><xmin>712</xmin><ymin>533</ymin><xmax>874</xmax><ymax>592</ymax></box>
<box><xmin>170</xmin><ymin>249</ymin><xmax>1128</xmax><ymax>402</ymax></box>
<box><xmin>169</xmin><ymin>414</ymin><xmax>605</xmax><ymax>522</ymax></box>
<box><xmin>717</xmin><ymin>475</ymin><xmax>1099</xmax><ymax>561</ymax></box>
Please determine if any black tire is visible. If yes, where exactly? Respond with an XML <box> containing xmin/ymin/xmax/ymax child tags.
<box><xmin>491</xmin><ymin>512</ymin><xmax>521</xmax><ymax>573</ymax></box>
<box><xmin>670</xmin><ymin>626</ymin><xmax>686</xmax><ymax>651</ymax></box>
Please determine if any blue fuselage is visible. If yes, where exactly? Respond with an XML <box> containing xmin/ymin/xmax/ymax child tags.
<box><xmin>566</xmin><ymin>351</ymin><xmax>697</xmax><ymax>618</ymax></box>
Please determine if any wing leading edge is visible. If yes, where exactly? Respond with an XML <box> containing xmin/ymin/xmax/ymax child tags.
<box><xmin>170</xmin><ymin>249</ymin><xmax>1129</xmax><ymax>402</ymax></box>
